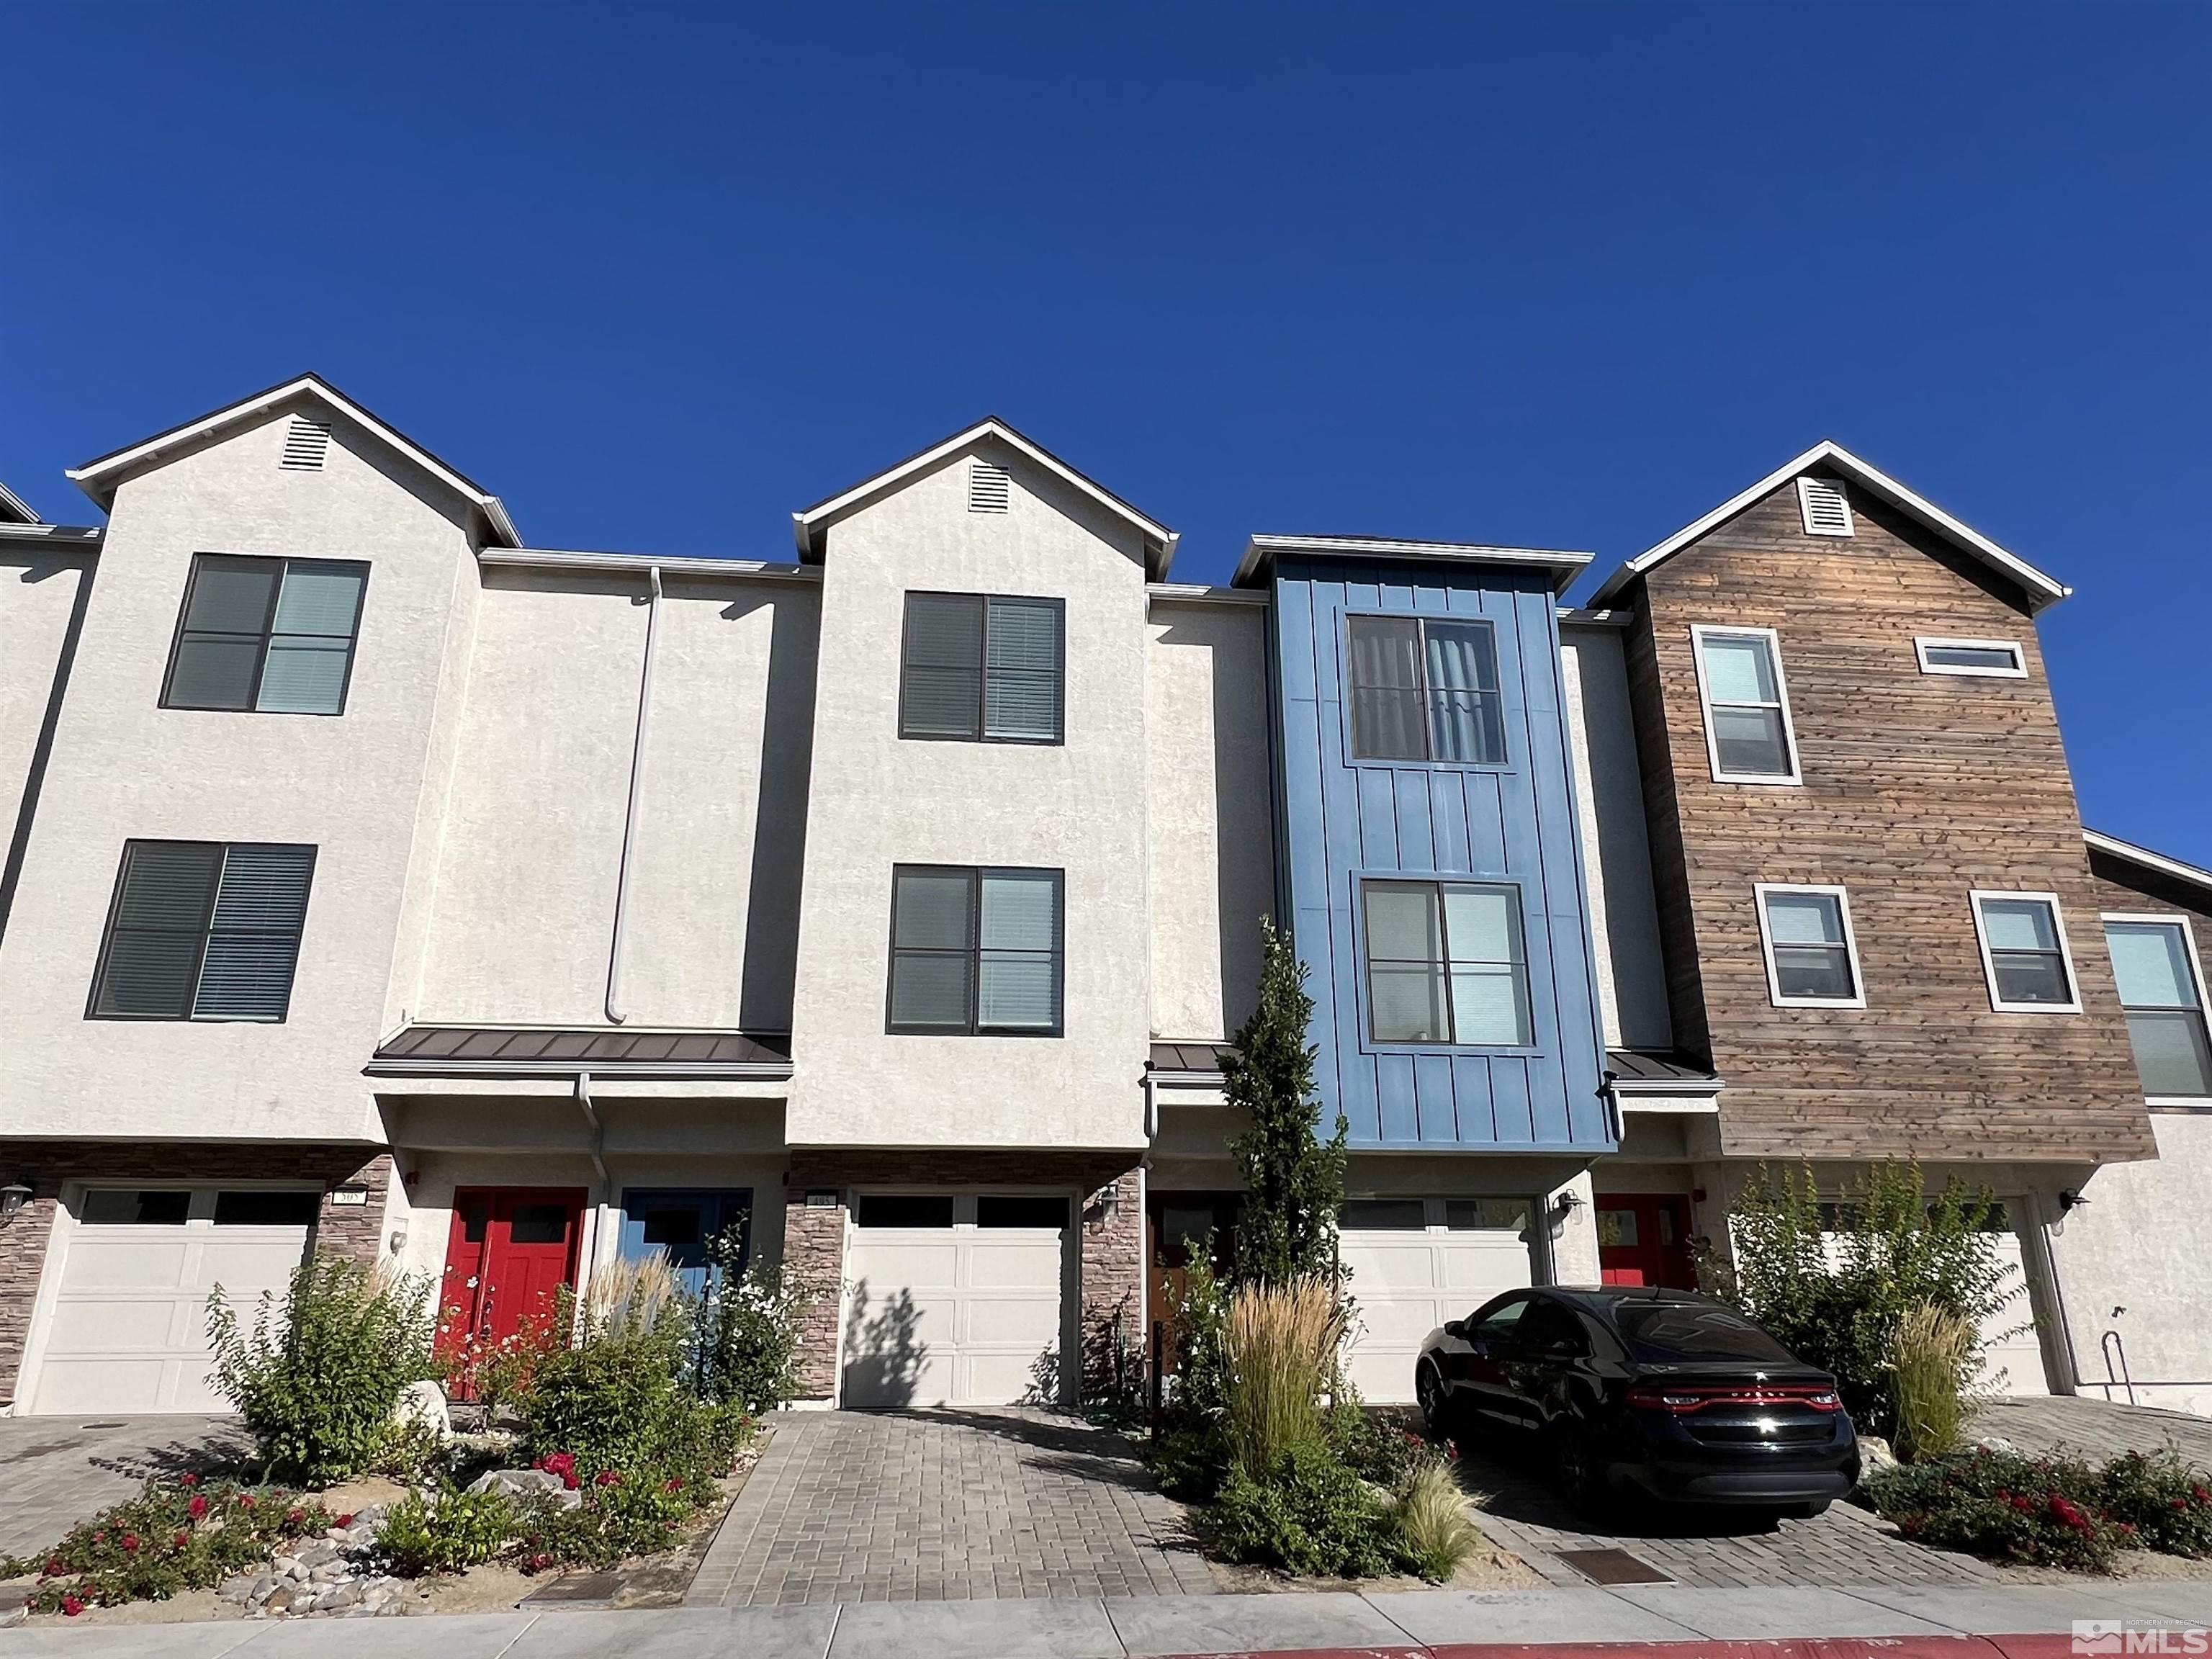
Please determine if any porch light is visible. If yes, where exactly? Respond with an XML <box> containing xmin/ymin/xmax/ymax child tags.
<box><xmin>0</xmin><ymin>1182</ymin><xmax>32</xmax><ymax>1225</ymax></box>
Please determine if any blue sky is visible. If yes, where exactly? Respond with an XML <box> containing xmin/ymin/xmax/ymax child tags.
<box><xmin>4</xmin><ymin>4</ymin><xmax>2206</xmax><ymax>860</ymax></box>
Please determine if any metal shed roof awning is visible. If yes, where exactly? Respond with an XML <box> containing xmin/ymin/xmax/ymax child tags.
<box><xmin>367</xmin><ymin>1025</ymin><xmax>793</xmax><ymax>1080</ymax></box>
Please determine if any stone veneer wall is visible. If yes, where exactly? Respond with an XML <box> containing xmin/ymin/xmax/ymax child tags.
<box><xmin>0</xmin><ymin>1142</ymin><xmax>391</xmax><ymax>1406</ymax></box>
<box><xmin>781</xmin><ymin>1149</ymin><xmax>1145</xmax><ymax>1405</ymax></box>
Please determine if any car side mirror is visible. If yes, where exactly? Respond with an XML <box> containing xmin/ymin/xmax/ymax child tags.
<box><xmin>1443</xmin><ymin>1319</ymin><xmax>1467</xmax><ymax>1340</ymax></box>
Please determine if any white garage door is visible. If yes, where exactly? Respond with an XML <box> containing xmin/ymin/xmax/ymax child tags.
<box><xmin>1338</xmin><ymin>1197</ymin><xmax>1537</xmax><ymax>1403</ymax></box>
<box><xmin>32</xmin><ymin>1187</ymin><xmax>318</xmax><ymax>1415</ymax></box>
<box><xmin>842</xmin><ymin>1193</ymin><xmax>1071</xmax><ymax>1410</ymax></box>
<box><xmin>1812</xmin><ymin>1223</ymin><xmax>2048</xmax><ymax>1398</ymax></box>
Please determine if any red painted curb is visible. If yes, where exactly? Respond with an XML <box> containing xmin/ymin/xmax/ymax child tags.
<box><xmin>1151</xmin><ymin>1637</ymin><xmax>2122</xmax><ymax>1659</ymax></box>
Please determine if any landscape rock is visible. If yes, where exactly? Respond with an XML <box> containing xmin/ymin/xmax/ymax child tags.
<box><xmin>263</xmin><ymin>1589</ymin><xmax>295</xmax><ymax>1616</ymax></box>
<box><xmin>297</xmin><ymin>1544</ymin><xmax>338</xmax><ymax>1568</ymax></box>
<box><xmin>467</xmin><ymin>1466</ymin><xmax>562</xmax><ymax>1499</ymax></box>
<box><xmin>219</xmin><ymin>1575</ymin><xmax>258</xmax><ymax>1603</ymax></box>
<box><xmin>1858</xmin><ymin>1434</ymin><xmax>1898</xmax><ymax>1478</ymax></box>
<box><xmin>395</xmin><ymin>1380</ymin><xmax>451</xmax><ymax>1439</ymax></box>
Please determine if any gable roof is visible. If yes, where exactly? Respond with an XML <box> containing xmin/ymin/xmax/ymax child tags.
<box><xmin>67</xmin><ymin>372</ymin><xmax>520</xmax><ymax>548</ymax></box>
<box><xmin>2084</xmin><ymin>829</ymin><xmax>2212</xmax><ymax>903</ymax></box>
<box><xmin>791</xmin><ymin>417</ymin><xmax>1179</xmax><ymax>579</ymax></box>
<box><xmin>1587</xmin><ymin>440</ymin><xmax>2071</xmax><ymax>613</ymax></box>
<box><xmin>0</xmin><ymin>482</ymin><xmax>39</xmax><ymax>524</ymax></box>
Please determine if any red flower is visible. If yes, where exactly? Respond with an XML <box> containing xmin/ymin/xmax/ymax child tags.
<box><xmin>594</xmin><ymin>1469</ymin><xmax>621</xmax><ymax>1487</ymax></box>
<box><xmin>536</xmin><ymin>1452</ymin><xmax>580</xmax><ymax>1491</ymax></box>
<box><xmin>664</xmin><ymin>1477</ymin><xmax>684</xmax><ymax>1493</ymax></box>
<box><xmin>91</xmin><ymin>1532</ymin><xmax>105</xmax><ymax>1545</ymax></box>
<box><xmin>42</xmin><ymin>1556</ymin><xmax>63</xmax><ymax>1578</ymax></box>
<box><xmin>61</xmin><ymin>1595</ymin><xmax>85</xmax><ymax>1617</ymax></box>
<box><xmin>284</xmin><ymin>1508</ymin><xmax>305</xmax><ymax>1528</ymax></box>
<box><xmin>236</xmin><ymin>1494</ymin><xmax>256</xmax><ymax>1509</ymax></box>
<box><xmin>187</xmin><ymin>1496</ymin><xmax>210</xmax><ymax>1520</ymax></box>
<box><xmin>180</xmin><ymin>1472</ymin><xmax>201</xmax><ymax>1488</ymax></box>
<box><xmin>1444</xmin><ymin>1439</ymin><xmax>1460</xmax><ymax>1462</ymax></box>
<box><xmin>337</xmin><ymin>1513</ymin><xmax>356</xmax><ymax>1529</ymax></box>
<box><xmin>172</xmin><ymin>1532</ymin><xmax>190</xmax><ymax>1551</ymax></box>
<box><xmin>525</xmin><ymin>1552</ymin><xmax>555</xmax><ymax>1574</ymax></box>
<box><xmin>121</xmin><ymin>1534</ymin><xmax>140</xmax><ymax>1554</ymax></box>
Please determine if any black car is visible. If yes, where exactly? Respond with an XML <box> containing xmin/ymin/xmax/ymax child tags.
<box><xmin>1414</xmin><ymin>1286</ymin><xmax>1858</xmax><ymax>1516</ymax></box>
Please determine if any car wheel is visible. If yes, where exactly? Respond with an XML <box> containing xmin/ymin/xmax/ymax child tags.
<box><xmin>1551</xmin><ymin>1416</ymin><xmax>1604</xmax><ymax>1512</ymax></box>
<box><xmin>1416</xmin><ymin>1361</ymin><xmax>1449</xmax><ymax>1437</ymax></box>
<box><xmin>1779</xmin><ymin>1499</ymin><xmax>1830</xmax><ymax>1520</ymax></box>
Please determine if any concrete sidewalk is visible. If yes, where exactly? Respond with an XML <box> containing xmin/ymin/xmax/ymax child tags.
<box><xmin>4</xmin><ymin>1582</ymin><xmax>2211</xmax><ymax>1659</ymax></box>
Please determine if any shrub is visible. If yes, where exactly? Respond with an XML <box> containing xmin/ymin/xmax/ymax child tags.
<box><xmin>1891</xmin><ymin>1303</ymin><xmax>1976</xmax><ymax>1462</ymax></box>
<box><xmin>206</xmin><ymin>1256</ymin><xmax>438</xmax><ymax>1487</ymax></box>
<box><xmin>438</xmin><ymin>1300</ymin><xmax>563</xmax><ymax>1423</ymax></box>
<box><xmin>377</xmin><ymin>1485</ymin><xmax>517</xmax><ymax>1576</ymax></box>
<box><xmin>523</xmin><ymin>1301</ymin><xmax>693</xmax><ymax>1478</ymax></box>
<box><xmin>10</xmin><ymin>1477</ymin><xmax>331</xmax><ymax>1612</ymax></box>
<box><xmin>1867</xmin><ymin>1447</ymin><xmax>2126</xmax><ymax>1571</ymax></box>
<box><xmin>1200</xmin><ymin>1439</ymin><xmax>1406</xmax><ymax>1578</ymax></box>
<box><xmin>515</xmin><ymin>1466</ymin><xmax>710</xmax><ymax>1570</ymax></box>
<box><xmin>1324</xmin><ymin>1397</ymin><xmax>1432</xmax><ymax>1488</ymax></box>
<box><xmin>2094</xmin><ymin>1451</ymin><xmax>2212</xmax><ymax>1557</ymax></box>
<box><xmin>1393</xmin><ymin>1457</ymin><xmax>1482</xmax><ymax>1583</ymax></box>
<box><xmin>1706</xmin><ymin>1161</ymin><xmax>2021</xmax><ymax>1435</ymax></box>
<box><xmin>1225</xmin><ymin>1278</ymin><xmax>1344</xmax><ymax>1475</ymax></box>
<box><xmin>693</xmin><ymin>1227</ymin><xmax>817</xmax><ymax>1414</ymax></box>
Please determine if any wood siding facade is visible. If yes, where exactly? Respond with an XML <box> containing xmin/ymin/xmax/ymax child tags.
<box><xmin>1621</xmin><ymin>471</ymin><xmax>2157</xmax><ymax>1165</ymax></box>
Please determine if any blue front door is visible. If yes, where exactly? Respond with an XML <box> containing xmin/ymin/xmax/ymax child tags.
<box><xmin>619</xmin><ymin>1188</ymin><xmax>752</xmax><ymax>1299</ymax></box>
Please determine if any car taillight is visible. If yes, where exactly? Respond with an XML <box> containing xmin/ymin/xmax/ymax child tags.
<box><xmin>1629</xmin><ymin>1385</ymin><xmax>1841</xmax><ymax>1413</ymax></box>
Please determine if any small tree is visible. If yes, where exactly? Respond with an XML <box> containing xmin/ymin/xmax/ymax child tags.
<box><xmin>1223</xmin><ymin>919</ymin><xmax>1349</xmax><ymax>1290</ymax></box>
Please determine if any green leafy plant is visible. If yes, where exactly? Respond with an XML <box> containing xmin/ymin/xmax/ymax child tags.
<box><xmin>1393</xmin><ymin>1456</ymin><xmax>1482</xmax><ymax>1583</ymax></box>
<box><xmin>693</xmin><ymin>1223</ymin><xmax>818</xmax><ymax>1413</ymax></box>
<box><xmin>2092</xmin><ymin>1450</ymin><xmax>2212</xmax><ymax>1557</ymax></box>
<box><xmin>206</xmin><ymin>1256</ymin><xmax>438</xmax><ymax>1487</ymax></box>
<box><xmin>1704</xmin><ymin>1161</ymin><xmax>2021</xmax><ymax>1435</ymax></box>
<box><xmin>1225</xmin><ymin>1277</ymin><xmax>1345</xmax><ymax>1475</ymax></box>
<box><xmin>1200</xmin><ymin>1439</ymin><xmax>1406</xmax><ymax>1578</ymax></box>
<box><xmin>1324</xmin><ymin>1395</ymin><xmax>1432</xmax><ymax>1488</ymax></box>
<box><xmin>1891</xmin><ymin>1302</ymin><xmax>1976</xmax><ymax>1462</ymax></box>
<box><xmin>515</xmin><ymin>1465</ymin><xmax>713</xmax><ymax>1570</ymax></box>
<box><xmin>1866</xmin><ymin>1447</ymin><xmax>2125</xmax><ymax>1570</ymax></box>
<box><xmin>376</xmin><ymin>1485</ymin><xmax>517</xmax><ymax>1576</ymax></box>
<box><xmin>9</xmin><ymin>1477</ymin><xmax>332</xmax><ymax>1613</ymax></box>
<box><xmin>1223</xmin><ymin>920</ymin><xmax>1349</xmax><ymax>1291</ymax></box>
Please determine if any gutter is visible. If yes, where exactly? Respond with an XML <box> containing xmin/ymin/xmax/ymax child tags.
<box><xmin>480</xmin><ymin>548</ymin><xmax>819</xmax><ymax>582</ymax></box>
<box><xmin>606</xmin><ymin>566</ymin><xmax>662</xmax><ymax>1024</ymax></box>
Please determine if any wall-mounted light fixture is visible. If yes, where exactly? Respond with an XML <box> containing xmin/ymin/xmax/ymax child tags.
<box><xmin>0</xmin><ymin>1182</ymin><xmax>34</xmax><ymax>1225</ymax></box>
<box><xmin>1546</xmin><ymin>1189</ymin><xmax>1582</xmax><ymax>1235</ymax></box>
<box><xmin>2059</xmin><ymin>1190</ymin><xmax>2090</xmax><ymax>1214</ymax></box>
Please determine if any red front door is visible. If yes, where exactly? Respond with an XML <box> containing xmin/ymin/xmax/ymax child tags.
<box><xmin>441</xmin><ymin>1187</ymin><xmax>586</xmax><ymax>1353</ymax></box>
<box><xmin>1596</xmin><ymin>1193</ymin><xmax>1698</xmax><ymax>1289</ymax></box>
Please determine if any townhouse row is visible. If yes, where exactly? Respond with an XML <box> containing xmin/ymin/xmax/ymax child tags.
<box><xmin>0</xmin><ymin>379</ymin><xmax>2205</xmax><ymax>1419</ymax></box>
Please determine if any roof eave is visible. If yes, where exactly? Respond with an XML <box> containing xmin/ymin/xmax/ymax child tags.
<box><xmin>2083</xmin><ymin>829</ymin><xmax>2212</xmax><ymax>900</ymax></box>
<box><xmin>1235</xmin><ymin>533</ymin><xmax>1594</xmax><ymax>593</ymax></box>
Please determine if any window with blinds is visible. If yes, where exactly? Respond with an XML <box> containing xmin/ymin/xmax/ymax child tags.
<box><xmin>163</xmin><ymin>554</ymin><xmax>369</xmax><ymax>716</ymax></box>
<box><xmin>1345</xmin><ymin>614</ymin><xmax>1506</xmax><ymax>765</ymax></box>
<box><xmin>1971</xmin><ymin>891</ymin><xmax>2081</xmax><ymax>1013</ymax></box>
<box><xmin>89</xmin><ymin>841</ymin><xmax>317</xmax><ymax>1022</ymax></box>
<box><xmin>1755</xmin><ymin>884</ymin><xmax>1864</xmax><ymax>1006</ymax></box>
<box><xmin>1691</xmin><ymin>624</ymin><xmax>1802</xmax><ymax>783</ymax></box>
<box><xmin>898</xmin><ymin>592</ymin><xmax>1064</xmax><ymax>744</ymax></box>
<box><xmin>1360</xmin><ymin>878</ymin><xmax>1532</xmax><ymax>1046</ymax></box>
<box><xmin>887</xmin><ymin>864</ymin><xmax>1063</xmax><ymax>1035</ymax></box>
<box><xmin>2104</xmin><ymin>918</ymin><xmax>2212</xmax><ymax>1097</ymax></box>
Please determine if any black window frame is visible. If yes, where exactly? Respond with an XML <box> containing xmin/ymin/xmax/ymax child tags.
<box><xmin>161</xmin><ymin>553</ymin><xmax>371</xmax><ymax>718</ymax></box>
<box><xmin>86</xmin><ymin>838</ymin><xmax>318</xmax><ymax>1024</ymax></box>
<box><xmin>1344</xmin><ymin>612</ymin><xmax>1509</xmax><ymax>767</ymax></box>
<box><xmin>885</xmin><ymin>863</ymin><xmax>1066</xmax><ymax>1038</ymax></box>
<box><xmin>896</xmin><ymin>590</ymin><xmax>1066</xmax><ymax>746</ymax></box>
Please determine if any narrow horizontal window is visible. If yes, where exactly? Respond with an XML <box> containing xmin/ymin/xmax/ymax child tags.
<box><xmin>1755</xmin><ymin>884</ymin><xmax>1864</xmax><ymax>1007</ymax></box>
<box><xmin>1361</xmin><ymin>878</ymin><xmax>1532</xmax><ymax>1047</ymax></box>
<box><xmin>163</xmin><ymin>554</ymin><xmax>368</xmax><ymax>716</ymax></box>
<box><xmin>1915</xmin><ymin>637</ymin><xmax>2027</xmax><ymax>678</ymax></box>
<box><xmin>1692</xmin><ymin>625</ymin><xmax>1801</xmax><ymax>784</ymax></box>
<box><xmin>898</xmin><ymin>592</ymin><xmax>1064</xmax><ymax>744</ymax></box>
<box><xmin>1346</xmin><ymin>614</ymin><xmax>1506</xmax><ymax>765</ymax></box>
<box><xmin>1972</xmin><ymin>891</ymin><xmax>2080</xmax><ymax>1013</ymax></box>
<box><xmin>89</xmin><ymin>840</ymin><xmax>316</xmax><ymax>1022</ymax></box>
<box><xmin>2105</xmin><ymin>917</ymin><xmax>2212</xmax><ymax>1098</ymax></box>
<box><xmin>888</xmin><ymin>864</ymin><xmax>1063</xmax><ymax>1035</ymax></box>
<box><xmin>1338</xmin><ymin>1199</ymin><xmax>1428</xmax><ymax>1231</ymax></box>
<box><xmin>80</xmin><ymin>1190</ymin><xmax>192</xmax><ymax>1225</ymax></box>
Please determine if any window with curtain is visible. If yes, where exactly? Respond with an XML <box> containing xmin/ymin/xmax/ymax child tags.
<box><xmin>1361</xmin><ymin>878</ymin><xmax>1531</xmax><ymax>1046</ymax></box>
<box><xmin>1972</xmin><ymin>893</ymin><xmax>2077</xmax><ymax>1010</ymax></box>
<box><xmin>888</xmin><ymin>865</ymin><xmax>1063</xmax><ymax>1035</ymax></box>
<box><xmin>899</xmin><ymin>593</ymin><xmax>1064</xmax><ymax>743</ymax></box>
<box><xmin>2105</xmin><ymin>920</ymin><xmax>2212</xmax><ymax>1097</ymax></box>
<box><xmin>1693</xmin><ymin>626</ymin><xmax>1799</xmax><ymax>781</ymax></box>
<box><xmin>1757</xmin><ymin>885</ymin><xmax>1862</xmax><ymax>1004</ymax></box>
<box><xmin>89</xmin><ymin>840</ymin><xmax>317</xmax><ymax>1022</ymax></box>
<box><xmin>163</xmin><ymin>555</ymin><xmax>369</xmax><ymax>716</ymax></box>
<box><xmin>1345</xmin><ymin>615</ymin><xmax>1506</xmax><ymax>765</ymax></box>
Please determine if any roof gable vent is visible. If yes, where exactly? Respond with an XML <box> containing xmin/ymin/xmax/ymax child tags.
<box><xmin>1797</xmin><ymin>475</ymin><xmax>1853</xmax><ymax>537</ymax></box>
<box><xmin>280</xmin><ymin>416</ymin><xmax>333</xmax><ymax>472</ymax></box>
<box><xmin>968</xmin><ymin>462</ymin><xmax>1011</xmax><ymax>513</ymax></box>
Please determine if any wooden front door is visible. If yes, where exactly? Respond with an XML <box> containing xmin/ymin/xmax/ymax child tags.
<box><xmin>441</xmin><ymin>1187</ymin><xmax>587</xmax><ymax>1351</ymax></box>
<box><xmin>1595</xmin><ymin>1193</ymin><xmax>1697</xmax><ymax>1289</ymax></box>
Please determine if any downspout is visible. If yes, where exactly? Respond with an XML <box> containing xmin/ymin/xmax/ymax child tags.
<box><xmin>1143</xmin><ymin>1071</ymin><xmax>1159</xmax><ymax>1141</ymax></box>
<box><xmin>573</xmin><ymin>1071</ymin><xmax>610</xmax><ymax>1192</ymax></box>
<box><xmin>606</xmin><ymin>565</ymin><xmax>662</xmax><ymax>1024</ymax></box>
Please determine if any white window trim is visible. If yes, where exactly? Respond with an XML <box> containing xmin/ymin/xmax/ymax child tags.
<box><xmin>1915</xmin><ymin>637</ymin><xmax>2028</xmax><ymax>679</ymax></box>
<box><xmin>1796</xmin><ymin>475</ymin><xmax>1855</xmax><ymax>537</ymax></box>
<box><xmin>1753</xmin><ymin>882</ymin><xmax>1867</xmax><ymax>1009</ymax></box>
<box><xmin>1689</xmin><ymin>623</ymin><xmax>1804</xmax><ymax>787</ymax></box>
<box><xmin>2101</xmin><ymin>909</ymin><xmax>2212</xmax><ymax>1105</ymax></box>
<box><xmin>1969</xmin><ymin>889</ymin><xmax>2084</xmax><ymax>1015</ymax></box>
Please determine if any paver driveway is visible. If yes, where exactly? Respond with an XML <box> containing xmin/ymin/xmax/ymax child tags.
<box><xmin>687</xmin><ymin>1409</ymin><xmax>1217</xmax><ymax>1606</ymax></box>
<box><xmin>0</xmin><ymin>1413</ymin><xmax>248</xmax><ymax>1558</ymax></box>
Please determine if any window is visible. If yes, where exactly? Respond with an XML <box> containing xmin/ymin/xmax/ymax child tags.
<box><xmin>1447</xmin><ymin>1198</ymin><xmax>1529</xmax><ymax>1232</ymax></box>
<box><xmin>855</xmin><ymin>1194</ymin><xmax>956</xmax><ymax>1228</ymax></box>
<box><xmin>976</xmin><ymin>1196</ymin><xmax>1067</xmax><ymax>1228</ymax></box>
<box><xmin>1361</xmin><ymin>880</ymin><xmax>1532</xmax><ymax>1046</ymax></box>
<box><xmin>2104</xmin><ymin>917</ymin><xmax>2212</xmax><ymax>1099</ymax></box>
<box><xmin>1468</xmin><ymin>1294</ymin><xmax>1531</xmax><ymax>1341</ymax></box>
<box><xmin>1516</xmin><ymin>1300</ymin><xmax>1591</xmax><ymax>1357</ymax></box>
<box><xmin>1970</xmin><ymin>891</ymin><xmax>2082</xmax><ymax>1013</ymax></box>
<box><xmin>212</xmin><ymin>1190</ymin><xmax>321</xmax><ymax>1227</ymax></box>
<box><xmin>163</xmin><ymin>554</ymin><xmax>368</xmax><ymax>716</ymax></box>
<box><xmin>1338</xmin><ymin>1198</ymin><xmax>1428</xmax><ymax>1231</ymax></box>
<box><xmin>1796</xmin><ymin>475</ymin><xmax>1855</xmax><ymax>537</ymax></box>
<box><xmin>1917</xmin><ymin>637</ymin><xmax>2027</xmax><ymax>679</ymax></box>
<box><xmin>887</xmin><ymin>865</ymin><xmax>1064</xmax><ymax>1035</ymax></box>
<box><xmin>81</xmin><ymin>1190</ymin><xmax>191</xmax><ymax>1225</ymax></box>
<box><xmin>1691</xmin><ymin>625</ymin><xmax>1801</xmax><ymax>783</ymax></box>
<box><xmin>89</xmin><ymin>841</ymin><xmax>316</xmax><ymax>1022</ymax></box>
<box><xmin>898</xmin><ymin>593</ymin><xmax>1064</xmax><ymax>744</ymax></box>
<box><xmin>1754</xmin><ymin>884</ymin><xmax>1866</xmax><ymax>1007</ymax></box>
<box><xmin>1345</xmin><ymin>614</ymin><xmax>1506</xmax><ymax>765</ymax></box>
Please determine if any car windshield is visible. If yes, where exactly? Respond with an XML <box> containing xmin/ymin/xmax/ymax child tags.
<box><xmin>1613</xmin><ymin>1302</ymin><xmax>1799</xmax><ymax>1364</ymax></box>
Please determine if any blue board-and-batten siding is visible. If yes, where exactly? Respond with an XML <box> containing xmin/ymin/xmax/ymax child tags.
<box><xmin>1270</xmin><ymin>558</ymin><xmax>1613</xmax><ymax>1154</ymax></box>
